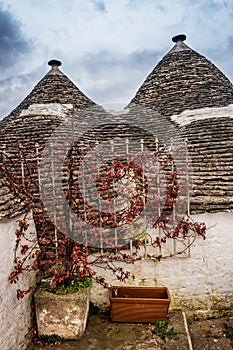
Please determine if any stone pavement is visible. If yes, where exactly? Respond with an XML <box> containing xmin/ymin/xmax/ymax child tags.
<box><xmin>30</xmin><ymin>309</ymin><xmax>191</xmax><ymax>350</ymax></box>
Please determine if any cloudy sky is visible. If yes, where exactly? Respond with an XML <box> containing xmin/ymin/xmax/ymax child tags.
<box><xmin>0</xmin><ymin>0</ymin><xmax>233</xmax><ymax>119</ymax></box>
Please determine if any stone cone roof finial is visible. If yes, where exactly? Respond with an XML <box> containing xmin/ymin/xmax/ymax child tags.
<box><xmin>169</xmin><ymin>34</ymin><xmax>189</xmax><ymax>53</ymax></box>
<box><xmin>172</xmin><ymin>34</ymin><xmax>186</xmax><ymax>42</ymax></box>
<box><xmin>48</xmin><ymin>59</ymin><xmax>62</xmax><ymax>71</ymax></box>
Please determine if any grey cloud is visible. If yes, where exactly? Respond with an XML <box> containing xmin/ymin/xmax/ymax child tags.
<box><xmin>204</xmin><ymin>35</ymin><xmax>233</xmax><ymax>83</ymax></box>
<box><xmin>0</xmin><ymin>4</ymin><xmax>32</xmax><ymax>70</ymax></box>
<box><xmin>0</xmin><ymin>66</ymin><xmax>44</xmax><ymax>119</ymax></box>
<box><xmin>81</xmin><ymin>49</ymin><xmax>161</xmax><ymax>74</ymax></box>
<box><xmin>227</xmin><ymin>36</ymin><xmax>233</xmax><ymax>50</ymax></box>
<box><xmin>90</xmin><ymin>0</ymin><xmax>106</xmax><ymax>12</ymax></box>
<box><xmin>128</xmin><ymin>50</ymin><xmax>160</xmax><ymax>69</ymax></box>
<box><xmin>77</xmin><ymin>49</ymin><xmax>162</xmax><ymax>106</ymax></box>
<box><xmin>81</xmin><ymin>50</ymin><xmax>118</xmax><ymax>73</ymax></box>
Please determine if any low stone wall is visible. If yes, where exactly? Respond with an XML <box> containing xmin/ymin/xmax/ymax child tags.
<box><xmin>0</xmin><ymin>211</ymin><xmax>37</xmax><ymax>350</ymax></box>
<box><xmin>91</xmin><ymin>211</ymin><xmax>233</xmax><ymax>318</ymax></box>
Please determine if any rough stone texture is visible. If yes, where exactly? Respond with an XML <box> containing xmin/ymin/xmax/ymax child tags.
<box><xmin>1</xmin><ymin>65</ymin><xmax>96</xmax><ymax>126</ymax></box>
<box><xmin>0</xmin><ymin>64</ymin><xmax>97</xmax><ymax>348</ymax></box>
<box><xmin>128</xmin><ymin>36</ymin><xmax>233</xmax><ymax>214</ymax></box>
<box><xmin>34</xmin><ymin>287</ymin><xmax>91</xmax><ymax>339</ymax></box>
<box><xmin>129</xmin><ymin>37</ymin><xmax>233</xmax><ymax>117</ymax></box>
<box><xmin>90</xmin><ymin>212</ymin><xmax>233</xmax><ymax>317</ymax></box>
<box><xmin>1</xmin><ymin>42</ymin><xmax>232</xmax><ymax>217</ymax></box>
<box><xmin>180</xmin><ymin>116</ymin><xmax>233</xmax><ymax>213</ymax></box>
<box><xmin>0</xmin><ymin>211</ymin><xmax>37</xmax><ymax>350</ymax></box>
<box><xmin>0</xmin><ymin>38</ymin><xmax>232</xmax><ymax>342</ymax></box>
<box><xmin>0</xmin><ymin>63</ymin><xmax>97</xmax><ymax>220</ymax></box>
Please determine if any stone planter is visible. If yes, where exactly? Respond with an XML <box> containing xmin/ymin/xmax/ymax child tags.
<box><xmin>34</xmin><ymin>286</ymin><xmax>91</xmax><ymax>339</ymax></box>
<box><xmin>109</xmin><ymin>286</ymin><xmax>170</xmax><ymax>323</ymax></box>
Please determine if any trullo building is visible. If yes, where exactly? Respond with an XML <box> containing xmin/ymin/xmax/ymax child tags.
<box><xmin>0</xmin><ymin>35</ymin><xmax>232</xmax><ymax>350</ymax></box>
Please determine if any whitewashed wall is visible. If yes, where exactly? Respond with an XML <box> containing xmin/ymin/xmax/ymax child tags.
<box><xmin>0</xmin><ymin>210</ymin><xmax>231</xmax><ymax>350</ymax></box>
<box><xmin>0</xmin><ymin>211</ymin><xmax>37</xmax><ymax>350</ymax></box>
<box><xmin>91</xmin><ymin>212</ymin><xmax>233</xmax><ymax>318</ymax></box>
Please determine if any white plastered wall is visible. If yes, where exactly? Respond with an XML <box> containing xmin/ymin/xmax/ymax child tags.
<box><xmin>91</xmin><ymin>212</ymin><xmax>233</xmax><ymax>317</ymax></box>
<box><xmin>0</xmin><ymin>211</ymin><xmax>37</xmax><ymax>350</ymax></box>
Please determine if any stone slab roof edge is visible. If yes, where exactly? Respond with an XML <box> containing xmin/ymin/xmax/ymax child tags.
<box><xmin>129</xmin><ymin>34</ymin><xmax>233</xmax><ymax>117</ymax></box>
<box><xmin>1</xmin><ymin>59</ymin><xmax>97</xmax><ymax>126</ymax></box>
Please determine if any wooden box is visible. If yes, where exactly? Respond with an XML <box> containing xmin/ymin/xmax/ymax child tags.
<box><xmin>109</xmin><ymin>286</ymin><xmax>170</xmax><ymax>323</ymax></box>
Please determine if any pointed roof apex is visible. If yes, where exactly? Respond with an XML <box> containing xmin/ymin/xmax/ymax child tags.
<box><xmin>172</xmin><ymin>34</ymin><xmax>186</xmax><ymax>42</ymax></box>
<box><xmin>48</xmin><ymin>59</ymin><xmax>62</xmax><ymax>75</ymax></box>
<box><xmin>48</xmin><ymin>59</ymin><xmax>62</xmax><ymax>67</ymax></box>
<box><xmin>169</xmin><ymin>33</ymin><xmax>190</xmax><ymax>53</ymax></box>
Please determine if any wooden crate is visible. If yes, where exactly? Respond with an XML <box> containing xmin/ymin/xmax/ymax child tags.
<box><xmin>109</xmin><ymin>286</ymin><xmax>170</xmax><ymax>323</ymax></box>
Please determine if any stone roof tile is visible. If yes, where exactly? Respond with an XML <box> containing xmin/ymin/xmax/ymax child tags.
<box><xmin>0</xmin><ymin>61</ymin><xmax>98</xmax><ymax>219</ymax></box>
<box><xmin>180</xmin><ymin>117</ymin><xmax>233</xmax><ymax>213</ymax></box>
<box><xmin>129</xmin><ymin>35</ymin><xmax>233</xmax><ymax>118</ymax></box>
<box><xmin>1</xmin><ymin>60</ymin><xmax>96</xmax><ymax>127</ymax></box>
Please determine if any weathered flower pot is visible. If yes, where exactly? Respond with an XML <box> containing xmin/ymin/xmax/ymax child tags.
<box><xmin>109</xmin><ymin>286</ymin><xmax>170</xmax><ymax>323</ymax></box>
<box><xmin>34</xmin><ymin>286</ymin><xmax>91</xmax><ymax>339</ymax></box>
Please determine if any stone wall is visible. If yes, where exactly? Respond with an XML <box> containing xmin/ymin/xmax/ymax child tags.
<box><xmin>91</xmin><ymin>211</ymin><xmax>233</xmax><ymax>318</ymax></box>
<box><xmin>0</xmin><ymin>211</ymin><xmax>37</xmax><ymax>350</ymax></box>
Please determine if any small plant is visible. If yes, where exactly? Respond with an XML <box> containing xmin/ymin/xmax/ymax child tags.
<box><xmin>39</xmin><ymin>276</ymin><xmax>92</xmax><ymax>295</ymax></box>
<box><xmin>89</xmin><ymin>301</ymin><xmax>100</xmax><ymax>315</ymax></box>
<box><xmin>223</xmin><ymin>324</ymin><xmax>233</xmax><ymax>344</ymax></box>
<box><xmin>151</xmin><ymin>320</ymin><xmax>177</xmax><ymax>340</ymax></box>
<box><xmin>35</xmin><ymin>333</ymin><xmax>64</xmax><ymax>345</ymax></box>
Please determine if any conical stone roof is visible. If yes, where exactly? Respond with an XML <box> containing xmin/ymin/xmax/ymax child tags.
<box><xmin>0</xmin><ymin>60</ymin><xmax>98</xmax><ymax>219</ymax></box>
<box><xmin>129</xmin><ymin>35</ymin><xmax>233</xmax><ymax>214</ymax></box>
<box><xmin>1</xmin><ymin>59</ymin><xmax>96</xmax><ymax>127</ymax></box>
<box><xmin>129</xmin><ymin>34</ymin><xmax>233</xmax><ymax>117</ymax></box>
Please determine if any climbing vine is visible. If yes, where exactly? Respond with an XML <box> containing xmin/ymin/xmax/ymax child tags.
<box><xmin>0</xmin><ymin>134</ymin><xmax>206</xmax><ymax>296</ymax></box>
